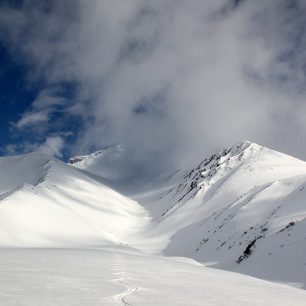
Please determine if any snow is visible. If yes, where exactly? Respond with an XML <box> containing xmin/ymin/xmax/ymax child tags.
<box><xmin>0</xmin><ymin>152</ymin><xmax>150</xmax><ymax>247</ymax></box>
<box><xmin>69</xmin><ymin>144</ymin><xmax>125</xmax><ymax>180</ymax></box>
<box><xmin>1</xmin><ymin>141</ymin><xmax>306</xmax><ymax>304</ymax></box>
<box><xmin>1</xmin><ymin>247</ymin><xmax>306</xmax><ymax>306</ymax></box>
<box><xmin>130</xmin><ymin>141</ymin><xmax>306</xmax><ymax>288</ymax></box>
<box><xmin>71</xmin><ymin>141</ymin><xmax>306</xmax><ymax>288</ymax></box>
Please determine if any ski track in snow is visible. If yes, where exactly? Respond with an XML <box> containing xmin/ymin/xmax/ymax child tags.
<box><xmin>112</xmin><ymin>254</ymin><xmax>138</xmax><ymax>306</ymax></box>
<box><xmin>1</xmin><ymin>248</ymin><xmax>306</xmax><ymax>305</ymax></box>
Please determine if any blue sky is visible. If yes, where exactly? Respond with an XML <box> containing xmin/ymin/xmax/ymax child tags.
<box><xmin>0</xmin><ymin>42</ymin><xmax>36</xmax><ymax>150</ymax></box>
<box><xmin>0</xmin><ymin>32</ymin><xmax>82</xmax><ymax>159</ymax></box>
<box><xmin>0</xmin><ymin>43</ymin><xmax>80</xmax><ymax>159</ymax></box>
<box><xmin>1</xmin><ymin>0</ymin><xmax>306</xmax><ymax>173</ymax></box>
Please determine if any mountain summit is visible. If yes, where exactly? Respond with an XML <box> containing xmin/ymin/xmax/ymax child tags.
<box><xmin>137</xmin><ymin>140</ymin><xmax>306</xmax><ymax>287</ymax></box>
<box><xmin>0</xmin><ymin>141</ymin><xmax>306</xmax><ymax>288</ymax></box>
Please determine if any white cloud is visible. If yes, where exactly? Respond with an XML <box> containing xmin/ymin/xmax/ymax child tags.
<box><xmin>15</xmin><ymin>111</ymin><xmax>49</xmax><ymax>129</ymax></box>
<box><xmin>1</xmin><ymin>0</ymin><xmax>306</xmax><ymax>172</ymax></box>
<box><xmin>3</xmin><ymin>136</ymin><xmax>65</xmax><ymax>158</ymax></box>
<box><xmin>14</xmin><ymin>87</ymin><xmax>67</xmax><ymax>129</ymax></box>
<box><xmin>4</xmin><ymin>144</ymin><xmax>18</xmax><ymax>155</ymax></box>
<box><xmin>32</xmin><ymin>94</ymin><xmax>65</xmax><ymax>110</ymax></box>
<box><xmin>38</xmin><ymin>136</ymin><xmax>64</xmax><ymax>157</ymax></box>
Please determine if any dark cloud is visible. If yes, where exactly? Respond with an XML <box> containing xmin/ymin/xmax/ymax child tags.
<box><xmin>1</xmin><ymin>0</ymin><xmax>306</xmax><ymax>177</ymax></box>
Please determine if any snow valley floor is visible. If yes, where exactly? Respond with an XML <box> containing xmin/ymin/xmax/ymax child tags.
<box><xmin>1</xmin><ymin>141</ymin><xmax>306</xmax><ymax>305</ymax></box>
<box><xmin>1</xmin><ymin>247</ymin><xmax>306</xmax><ymax>306</ymax></box>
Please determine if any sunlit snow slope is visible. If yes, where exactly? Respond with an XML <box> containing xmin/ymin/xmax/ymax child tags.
<box><xmin>0</xmin><ymin>152</ymin><xmax>149</xmax><ymax>247</ymax></box>
<box><xmin>134</xmin><ymin>141</ymin><xmax>306</xmax><ymax>288</ymax></box>
<box><xmin>2</xmin><ymin>141</ymin><xmax>306</xmax><ymax>289</ymax></box>
<box><xmin>71</xmin><ymin>140</ymin><xmax>306</xmax><ymax>288</ymax></box>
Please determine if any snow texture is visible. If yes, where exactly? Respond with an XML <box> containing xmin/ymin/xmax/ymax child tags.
<box><xmin>1</xmin><ymin>141</ymin><xmax>306</xmax><ymax>305</ymax></box>
<box><xmin>1</xmin><ymin>247</ymin><xmax>306</xmax><ymax>306</ymax></box>
<box><xmin>133</xmin><ymin>141</ymin><xmax>306</xmax><ymax>288</ymax></box>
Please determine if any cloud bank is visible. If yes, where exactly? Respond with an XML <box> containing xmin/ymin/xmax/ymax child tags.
<box><xmin>1</xmin><ymin>0</ymin><xmax>306</xmax><ymax>177</ymax></box>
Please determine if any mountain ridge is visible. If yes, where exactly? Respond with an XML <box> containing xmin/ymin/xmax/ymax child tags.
<box><xmin>0</xmin><ymin>152</ymin><xmax>150</xmax><ymax>248</ymax></box>
<box><xmin>1</xmin><ymin>141</ymin><xmax>306</xmax><ymax>288</ymax></box>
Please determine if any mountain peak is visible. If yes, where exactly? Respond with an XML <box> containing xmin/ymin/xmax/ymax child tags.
<box><xmin>69</xmin><ymin>150</ymin><xmax>105</xmax><ymax>165</ymax></box>
<box><xmin>197</xmin><ymin>140</ymin><xmax>256</xmax><ymax>170</ymax></box>
<box><xmin>69</xmin><ymin>145</ymin><xmax>123</xmax><ymax>167</ymax></box>
<box><xmin>219</xmin><ymin>140</ymin><xmax>261</xmax><ymax>158</ymax></box>
<box><xmin>231</xmin><ymin>139</ymin><xmax>252</xmax><ymax>151</ymax></box>
<box><xmin>159</xmin><ymin>140</ymin><xmax>301</xmax><ymax>213</ymax></box>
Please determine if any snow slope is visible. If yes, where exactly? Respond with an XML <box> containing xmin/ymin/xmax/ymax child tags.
<box><xmin>132</xmin><ymin>141</ymin><xmax>306</xmax><ymax>288</ymax></box>
<box><xmin>69</xmin><ymin>144</ymin><xmax>125</xmax><ymax>181</ymax></box>
<box><xmin>1</xmin><ymin>247</ymin><xmax>306</xmax><ymax>306</ymax></box>
<box><xmin>1</xmin><ymin>140</ymin><xmax>306</xmax><ymax>295</ymax></box>
<box><xmin>0</xmin><ymin>152</ymin><xmax>149</xmax><ymax>247</ymax></box>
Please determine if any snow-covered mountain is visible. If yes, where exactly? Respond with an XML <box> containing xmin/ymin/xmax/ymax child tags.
<box><xmin>70</xmin><ymin>140</ymin><xmax>306</xmax><ymax>288</ymax></box>
<box><xmin>133</xmin><ymin>140</ymin><xmax>306</xmax><ymax>288</ymax></box>
<box><xmin>69</xmin><ymin>145</ymin><xmax>122</xmax><ymax>170</ymax></box>
<box><xmin>0</xmin><ymin>152</ymin><xmax>149</xmax><ymax>247</ymax></box>
<box><xmin>1</xmin><ymin>140</ymin><xmax>306</xmax><ymax>296</ymax></box>
<box><xmin>69</xmin><ymin>144</ymin><xmax>126</xmax><ymax>181</ymax></box>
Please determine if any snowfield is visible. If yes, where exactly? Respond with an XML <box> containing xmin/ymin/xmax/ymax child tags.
<box><xmin>1</xmin><ymin>247</ymin><xmax>306</xmax><ymax>306</ymax></box>
<box><xmin>1</xmin><ymin>141</ymin><xmax>306</xmax><ymax>304</ymax></box>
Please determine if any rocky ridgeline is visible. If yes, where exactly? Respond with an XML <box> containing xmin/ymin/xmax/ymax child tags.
<box><xmin>159</xmin><ymin>141</ymin><xmax>254</xmax><ymax>217</ymax></box>
<box><xmin>69</xmin><ymin>150</ymin><xmax>106</xmax><ymax>165</ymax></box>
<box><xmin>69</xmin><ymin>156</ymin><xmax>87</xmax><ymax>165</ymax></box>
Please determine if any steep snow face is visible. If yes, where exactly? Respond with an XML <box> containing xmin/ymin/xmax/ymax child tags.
<box><xmin>137</xmin><ymin>141</ymin><xmax>306</xmax><ymax>288</ymax></box>
<box><xmin>0</xmin><ymin>152</ymin><xmax>150</xmax><ymax>247</ymax></box>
